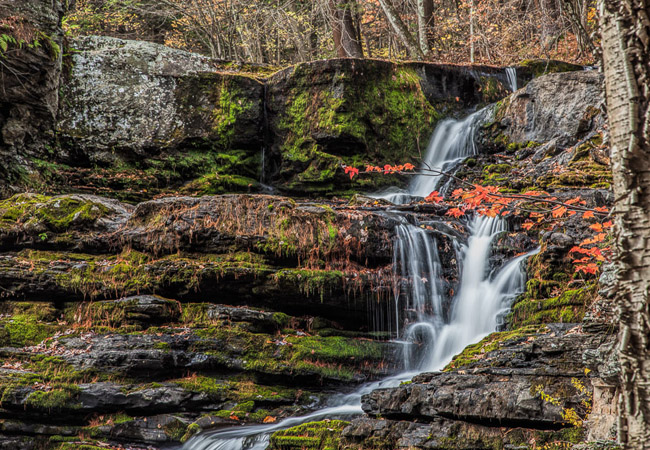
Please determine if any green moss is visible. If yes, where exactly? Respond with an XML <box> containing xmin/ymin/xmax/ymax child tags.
<box><xmin>164</xmin><ymin>419</ymin><xmax>189</xmax><ymax>442</ymax></box>
<box><xmin>510</xmin><ymin>284</ymin><xmax>598</xmax><ymax>327</ymax></box>
<box><xmin>269</xmin><ymin>420</ymin><xmax>349</xmax><ymax>450</ymax></box>
<box><xmin>272</xmin><ymin>312</ymin><xmax>290</xmax><ymax>328</ymax></box>
<box><xmin>0</xmin><ymin>302</ymin><xmax>62</xmax><ymax>347</ymax></box>
<box><xmin>181</xmin><ymin>172</ymin><xmax>260</xmax><ymax>195</ymax></box>
<box><xmin>274</xmin><ymin>269</ymin><xmax>344</xmax><ymax>302</ymax></box>
<box><xmin>483</xmin><ymin>164</ymin><xmax>512</xmax><ymax>174</ymax></box>
<box><xmin>173</xmin><ymin>375</ymin><xmax>228</xmax><ymax>400</ymax></box>
<box><xmin>194</xmin><ymin>322</ymin><xmax>387</xmax><ymax>381</ymax></box>
<box><xmin>14</xmin><ymin>249</ymin><xmax>270</xmax><ymax>302</ymax></box>
<box><xmin>275</xmin><ymin>63</ymin><xmax>440</xmax><ymax>195</ymax></box>
<box><xmin>518</xmin><ymin>59</ymin><xmax>583</xmax><ymax>77</ymax></box>
<box><xmin>445</xmin><ymin>325</ymin><xmax>543</xmax><ymax>370</ymax></box>
<box><xmin>182</xmin><ymin>423</ymin><xmax>201</xmax><ymax>443</ymax></box>
<box><xmin>180</xmin><ymin>303</ymin><xmax>213</xmax><ymax>325</ymax></box>
<box><xmin>0</xmin><ymin>194</ymin><xmax>109</xmax><ymax>232</ymax></box>
<box><xmin>25</xmin><ymin>384</ymin><xmax>81</xmax><ymax>411</ymax></box>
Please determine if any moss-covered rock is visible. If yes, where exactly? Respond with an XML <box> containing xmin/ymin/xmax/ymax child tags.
<box><xmin>269</xmin><ymin>420</ymin><xmax>349</xmax><ymax>450</ymax></box>
<box><xmin>266</xmin><ymin>59</ymin><xmax>511</xmax><ymax>196</ymax></box>
<box><xmin>266</xmin><ymin>60</ymin><xmax>440</xmax><ymax>195</ymax></box>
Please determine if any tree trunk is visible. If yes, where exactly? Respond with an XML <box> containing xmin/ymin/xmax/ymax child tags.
<box><xmin>330</xmin><ymin>0</ymin><xmax>364</xmax><ymax>58</ymax></box>
<box><xmin>417</xmin><ymin>0</ymin><xmax>434</xmax><ymax>57</ymax></box>
<box><xmin>377</xmin><ymin>0</ymin><xmax>424</xmax><ymax>60</ymax></box>
<box><xmin>469</xmin><ymin>0</ymin><xmax>475</xmax><ymax>63</ymax></box>
<box><xmin>600</xmin><ymin>0</ymin><xmax>650</xmax><ymax>447</ymax></box>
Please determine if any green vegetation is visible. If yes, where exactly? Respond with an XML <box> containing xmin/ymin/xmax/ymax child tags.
<box><xmin>192</xmin><ymin>322</ymin><xmax>387</xmax><ymax>381</ymax></box>
<box><xmin>0</xmin><ymin>194</ymin><xmax>109</xmax><ymax>232</ymax></box>
<box><xmin>24</xmin><ymin>384</ymin><xmax>81</xmax><ymax>411</ymax></box>
<box><xmin>519</xmin><ymin>59</ymin><xmax>583</xmax><ymax>77</ymax></box>
<box><xmin>0</xmin><ymin>302</ymin><xmax>61</xmax><ymax>347</ymax></box>
<box><xmin>13</xmin><ymin>249</ymin><xmax>272</xmax><ymax>301</ymax></box>
<box><xmin>269</xmin><ymin>420</ymin><xmax>349</xmax><ymax>450</ymax></box>
<box><xmin>445</xmin><ymin>325</ymin><xmax>544</xmax><ymax>370</ymax></box>
<box><xmin>274</xmin><ymin>269</ymin><xmax>344</xmax><ymax>301</ymax></box>
<box><xmin>275</xmin><ymin>63</ymin><xmax>440</xmax><ymax>195</ymax></box>
<box><xmin>510</xmin><ymin>284</ymin><xmax>597</xmax><ymax>326</ymax></box>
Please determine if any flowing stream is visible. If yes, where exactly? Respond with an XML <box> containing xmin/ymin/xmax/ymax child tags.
<box><xmin>182</xmin><ymin>109</ymin><xmax>534</xmax><ymax>450</ymax></box>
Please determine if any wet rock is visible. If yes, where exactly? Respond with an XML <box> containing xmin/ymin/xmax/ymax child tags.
<box><xmin>61</xmin><ymin>333</ymin><xmax>238</xmax><ymax>377</ymax></box>
<box><xmin>1</xmin><ymin>381</ymin><xmax>217</xmax><ymax>416</ymax></box>
<box><xmin>94</xmin><ymin>414</ymin><xmax>191</xmax><ymax>443</ymax></box>
<box><xmin>206</xmin><ymin>304</ymin><xmax>280</xmax><ymax>332</ymax></box>
<box><xmin>343</xmin><ymin>416</ymin><xmax>575</xmax><ymax>449</ymax></box>
<box><xmin>361</xmin><ymin>326</ymin><xmax>614</xmax><ymax>432</ymax></box>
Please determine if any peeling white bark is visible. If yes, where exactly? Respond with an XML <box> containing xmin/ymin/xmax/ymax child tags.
<box><xmin>600</xmin><ymin>0</ymin><xmax>650</xmax><ymax>447</ymax></box>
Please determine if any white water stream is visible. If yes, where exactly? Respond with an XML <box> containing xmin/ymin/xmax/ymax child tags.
<box><xmin>373</xmin><ymin>107</ymin><xmax>489</xmax><ymax>205</ymax></box>
<box><xmin>182</xmin><ymin>107</ymin><xmax>535</xmax><ymax>450</ymax></box>
<box><xmin>505</xmin><ymin>67</ymin><xmax>518</xmax><ymax>92</ymax></box>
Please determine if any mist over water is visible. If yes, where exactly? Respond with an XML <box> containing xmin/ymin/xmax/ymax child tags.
<box><xmin>182</xmin><ymin>107</ymin><xmax>534</xmax><ymax>450</ymax></box>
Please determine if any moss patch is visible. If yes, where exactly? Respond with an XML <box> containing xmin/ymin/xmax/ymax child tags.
<box><xmin>269</xmin><ymin>420</ymin><xmax>349</xmax><ymax>450</ymax></box>
<box><xmin>271</xmin><ymin>62</ymin><xmax>440</xmax><ymax>195</ymax></box>
<box><xmin>0</xmin><ymin>193</ymin><xmax>110</xmax><ymax>232</ymax></box>
<box><xmin>192</xmin><ymin>322</ymin><xmax>388</xmax><ymax>381</ymax></box>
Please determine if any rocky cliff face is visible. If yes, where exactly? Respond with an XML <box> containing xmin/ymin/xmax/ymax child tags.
<box><xmin>1</xmin><ymin>29</ymin><xmax>578</xmax><ymax>201</ymax></box>
<box><xmin>0</xmin><ymin>0</ymin><xmax>66</xmax><ymax>191</ymax></box>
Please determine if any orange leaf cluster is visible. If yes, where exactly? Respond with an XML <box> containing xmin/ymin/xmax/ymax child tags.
<box><xmin>344</xmin><ymin>166</ymin><xmax>360</xmax><ymax>180</ymax></box>
<box><xmin>363</xmin><ymin>163</ymin><xmax>416</xmax><ymax>174</ymax></box>
<box><xmin>425</xmin><ymin>191</ymin><xmax>443</xmax><ymax>203</ymax></box>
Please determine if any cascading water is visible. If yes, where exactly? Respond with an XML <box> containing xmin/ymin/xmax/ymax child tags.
<box><xmin>505</xmin><ymin>66</ymin><xmax>518</xmax><ymax>92</ymax></box>
<box><xmin>402</xmin><ymin>217</ymin><xmax>537</xmax><ymax>373</ymax></box>
<box><xmin>182</xmin><ymin>105</ymin><xmax>535</xmax><ymax>450</ymax></box>
<box><xmin>373</xmin><ymin>107</ymin><xmax>489</xmax><ymax>204</ymax></box>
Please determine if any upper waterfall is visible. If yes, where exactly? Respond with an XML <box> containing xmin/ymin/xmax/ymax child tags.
<box><xmin>373</xmin><ymin>106</ymin><xmax>490</xmax><ymax>204</ymax></box>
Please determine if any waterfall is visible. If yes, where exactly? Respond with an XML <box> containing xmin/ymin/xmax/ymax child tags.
<box><xmin>182</xmin><ymin>215</ymin><xmax>535</xmax><ymax>450</ymax></box>
<box><xmin>403</xmin><ymin>216</ymin><xmax>536</xmax><ymax>372</ymax></box>
<box><xmin>182</xmin><ymin>106</ymin><xmax>535</xmax><ymax>450</ymax></box>
<box><xmin>373</xmin><ymin>107</ymin><xmax>488</xmax><ymax>204</ymax></box>
<box><xmin>505</xmin><ymin>66</ymin><xmax>518</xmax><ymax>92</ymax></box>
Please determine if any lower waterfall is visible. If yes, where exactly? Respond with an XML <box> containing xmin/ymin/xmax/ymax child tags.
<box><xmin>182</xmin><ymin>213</ymin><xmax>535</xmax><ymax>450</ymax></box>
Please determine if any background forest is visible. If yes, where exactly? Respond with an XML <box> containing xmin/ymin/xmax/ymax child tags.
<box><xmin>63</xmin><ymin>0</ymin><xmax>598</xmax><ymax>66</ymax></box>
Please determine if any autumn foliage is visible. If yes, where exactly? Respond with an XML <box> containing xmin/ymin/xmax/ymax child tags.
<box><xmin>343</xmin><ymin>163</ymin><xmax>612</xmax><ymax>276</ymax></box>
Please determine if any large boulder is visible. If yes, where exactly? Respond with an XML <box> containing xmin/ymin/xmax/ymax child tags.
<box><xmin>58</xmin><ymin>36</ymin><xmax>264</xmax><ymax>158</ymax></box>
<box><xmin>53</xmin><ymin>36</ymin><xmax>265</xmax><ymax>200</ymax></box>
<box><xmin>492</xmin><ymin>70</ymin><xmax>604</xmax><ymax>146</ymax></box>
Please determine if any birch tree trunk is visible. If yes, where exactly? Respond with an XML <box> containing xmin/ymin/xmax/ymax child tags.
<box><xmin>417</xmin><ymin>0</ymin><xmax>434</xmax><ymax>57</ymax></box>
<box><xmin>377</xmin><ymin>0</ymin><xmax>424</xmax><ymax>60</ymax></box>
<box><xmin>469</xmin><ymin>0</ymin><xmax>475</xmax><ymax>63</ymax></box>
<box><xmin>600</xmin><ymin>1</ymin><xmax>650</xmax><ymax>447</ymax></box>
